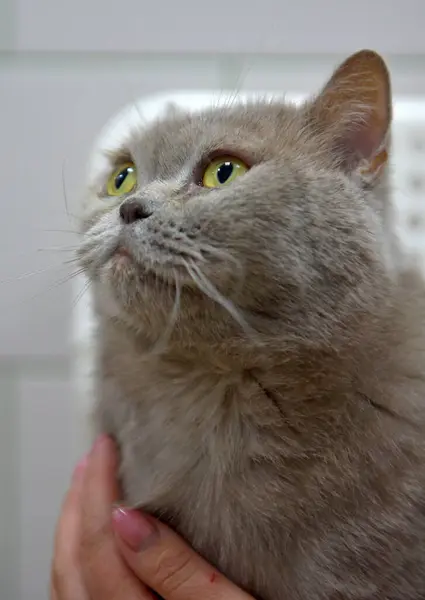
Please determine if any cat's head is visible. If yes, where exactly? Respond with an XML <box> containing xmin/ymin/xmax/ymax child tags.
<box><xmin>79</xmin><ymin>50</ymin><xmax>393</xmax><ymax>362</ymax></box>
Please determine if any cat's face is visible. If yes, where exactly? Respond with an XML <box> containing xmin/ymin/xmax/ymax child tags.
<box><xmin>79</xmin><ymin>51</ymin><xmax>392</xmax><ymax>358</ymax></box>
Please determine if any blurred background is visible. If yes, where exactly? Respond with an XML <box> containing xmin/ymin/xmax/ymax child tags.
<box><xmin>2</xmin><ymin>1</ymin><xmax>425</xmax><ymax>598</ymax></box>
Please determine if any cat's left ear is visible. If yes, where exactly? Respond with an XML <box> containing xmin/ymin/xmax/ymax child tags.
<box><xmin>306</xmin><ymin>49</ymin><xmax>391</xmax><ymax>177</ymax></box>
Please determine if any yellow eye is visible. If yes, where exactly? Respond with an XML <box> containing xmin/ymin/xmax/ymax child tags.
<box><xmin>202</xmin><ymin>156</ymin><xmax>249</xmax><ymax>188</ymax></box>
<box><xmin>107</xmin><ymin>162</ymin><xmax>137</xmax><ymax>196</ymax></box>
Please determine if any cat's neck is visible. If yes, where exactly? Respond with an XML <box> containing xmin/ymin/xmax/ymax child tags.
<box><xmin>94</xmin><ymin>281</ymin><xmax>425</xmax><ymax>517</ymax></box>
<box><xmin>96</xmin><ymin>268</ymin><xmax>425</xmax><ymax>403</ymax></box>
<box><xmin>96</xmin><ymin>309</ymin><xmax>385</xmax><ymax>403</ymax></box>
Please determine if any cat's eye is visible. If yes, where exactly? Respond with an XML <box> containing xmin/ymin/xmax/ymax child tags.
<box><xmin>107</xmin><ymin>162</ymin><xmax>137</xmax><ymax>196</ymax></box>
<box><xmin>202</xmin><ymin>156</ymin><xmax>249</xmax><ymax>188</ymax></box>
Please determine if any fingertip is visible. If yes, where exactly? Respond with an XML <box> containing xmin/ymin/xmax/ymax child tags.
<box><xmin>83</xmin><ymin>434</ymin><xmax>118</xmax><ymax>486</ymax></box>
<box><xmin>91</xmin><ymin>433</ymin><xmax>113</xmax><ymax>455</ymax></box>
<box><xmin>80</xmin><ymin>433</ymin><xmax>121</xmax><ymax>532</ymax></box>
<box><xmin>115</xmin><ymin>515</ymin><xmax>253</xmax><ymax>600</ymax></box>
<box><xmin>72</xmin><ymin>454</ymin><xmax>88</xmax><ymax>482</ymax></box>
<box><xmin>112</xmin><ymin>507</ymin><xmax>159</xmax><ymax>551</ymax></box>
<box><xmin>88</xmin><ymin>433</ymin><xmax>118</xmax><ymax>469</ymax></box>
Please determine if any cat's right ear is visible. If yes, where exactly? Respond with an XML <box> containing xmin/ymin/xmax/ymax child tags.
<box><xmin>306</xmin><ymin>50</ymin><xmax>391</xmax><ymax>177</ymax></box>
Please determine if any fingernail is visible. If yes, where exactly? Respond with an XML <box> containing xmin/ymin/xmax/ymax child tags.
<box><xmin>91</xmin><ymin>433</ymin><xmax>109</xmax><ymax>455</ymax></box>
<box><xmin>72</xmin><ymin>455</ymin><xmax>88</xmax><ymax>480</ymax></box>
<box><xmin>112</xmin><ymin>507</ymin><xmax>158</xmax><ymax>551</ymax></box>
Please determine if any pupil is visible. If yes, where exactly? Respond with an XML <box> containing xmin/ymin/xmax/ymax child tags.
<box><xmin>217</xmin><ymin>162</ymin><xmax>233</xmax><ymax>184</ymax></box>
<box><xmin>115</xmin><ymin>168</ymin><xmax>130</xmax><ymax>189</ymax></box>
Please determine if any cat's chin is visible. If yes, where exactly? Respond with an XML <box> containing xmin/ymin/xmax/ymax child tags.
<box><xmin>95</xmin><ymin>253</ymin><xmax>180</xmax><ymax>328</ymax></box>
<box><xmin>104</xmin><ymin>246</ymin><xmax>167</xmax><ymax>286</ymax></box>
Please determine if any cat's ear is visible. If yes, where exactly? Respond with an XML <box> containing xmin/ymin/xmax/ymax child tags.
<box><xmin>307</xmin><ymin>50</ymin><xmax>391</xmax><ymax>176</ymax></box>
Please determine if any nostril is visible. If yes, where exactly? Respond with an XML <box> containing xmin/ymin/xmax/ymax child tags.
<box><xmin>119</xmin><ymin>199</ymin><xmax>152</xmax><ymax>224</ymax></box>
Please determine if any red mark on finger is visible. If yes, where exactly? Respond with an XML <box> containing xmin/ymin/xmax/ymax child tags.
<box><xmin>210</xmin><ymin>572</ymin><xmax>217</xmax><ymax>583</ymax></box>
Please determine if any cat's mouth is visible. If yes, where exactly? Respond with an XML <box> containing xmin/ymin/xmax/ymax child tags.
<box><xmin>107</xmin><ymin>242</ymin><xmax>137</xmax><ymax>266</ymax></box>
<box><xmin>106</xmin><ymin>240</ymin><xmax>209</xmax><ymax>294</ymax></box>
<box><xmin>107</xmin><ymin>243</ymin><xmax>175</xmax><ymax>288</ymax></box>
<box><xmin>115</xmin><ymin>246</ymin><xmax>132</xmax><ymax>259</ymax></box>
<box><xmin>112</xmin><ymin>245</ymin><xmax>133</xmax><ymax>262</ymax></box>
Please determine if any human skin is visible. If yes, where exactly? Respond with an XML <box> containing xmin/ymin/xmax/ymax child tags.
<box><xmin>50</xmin><ymin>435</ymin><xmax>255</xmax><ymax>600</ymax></box>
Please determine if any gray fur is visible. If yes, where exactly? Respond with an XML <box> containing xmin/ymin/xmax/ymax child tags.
<box><xmin>78</xmin><ymin>51</ymin><xmax>425</xmax><ymax>599</ymax></box>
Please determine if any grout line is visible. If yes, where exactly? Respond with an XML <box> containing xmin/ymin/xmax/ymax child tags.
<box><xmin>0</xmin><ymin>356</ymin><xmax>71</xmax><ymax>379</ymax></box>
<box><xmin>0</xmin><ymin>0</ymin><xmax>16</xmax><ymax>52</ymax></box>
<box><xmin>0</xmin><ymin>376</ymin><xmax>20</xmax><ymax>600</ymax></box>
<box><xmin>1</xmin><ymin>51</ymin><xmax>425</xmax><ymax>95</ymax></box>
<box><xmin>1</xmin><ymin>50</ymin><xmax>425</xmax><ymax>69</ymax></box>
<box><xmin>217</xmin><ymin>56</ymin><xmax>245</xmax><ymax>91</ymax></box>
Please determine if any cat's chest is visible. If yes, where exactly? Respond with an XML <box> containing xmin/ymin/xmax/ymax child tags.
<box><xmin>93</xmin><ymin>358</ymin><xmax>301</xmax><ymax>597</ymax></box>
<box><xmin>94</xmin><ymin>359</ymin><xmax>262</xmax><ymax>509</ymax></box>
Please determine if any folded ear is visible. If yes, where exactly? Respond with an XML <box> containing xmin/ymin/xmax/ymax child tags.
<box><xmin>307</xmin><ymin>50</ymin><xmax>391</xmax><ymax>176</ymax></box>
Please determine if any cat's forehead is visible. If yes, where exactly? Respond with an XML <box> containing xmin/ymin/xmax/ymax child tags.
<box><xmin>87</xmin><ymin>98</ymin><xmax>308</xmax><ymax>188</ymax></box>
<box><xmin>126</xmin><ymin>101</ymin><xmax>302</xmax><ymax>176</ymax></box>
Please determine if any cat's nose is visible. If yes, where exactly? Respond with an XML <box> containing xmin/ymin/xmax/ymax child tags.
<box><xmin>119</xmin><ymin>199</ymin><xmax>152</xmax><ymax>224</ymax></box>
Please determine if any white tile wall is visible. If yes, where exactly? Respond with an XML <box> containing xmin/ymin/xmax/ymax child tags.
<box><xmin>0</xmin><ymin>368</ymin><xmax>19</xmax><ymax>600</ymax></box>
<box><xmin>0</xmin><ymin>56</ymin><xmax>221</xmax><ymax>358</ymax></box>
<box><xmin>17</xmin><ymin>374</ymin><xmax>77</xmax><ymax>600</ymax></box>
<box><xmin>13</xmin><ymin>0</ymin><xmax>425</xmax><ymax>54</ymax></box>
<box><xmin>0</xmin><ymin>54</ymin><xmax>221</xmax><ymax>600</ymax></box>
<box><xmin>3</xmin><ymin>2</ymin><xmax>425</xmax><ymax>598</ymax></box>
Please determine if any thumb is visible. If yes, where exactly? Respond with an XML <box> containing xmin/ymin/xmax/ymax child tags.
<box><xmin>112</xmin><ymin>508</ymin><xmax>252</xmax><ymax>600</ymax></box>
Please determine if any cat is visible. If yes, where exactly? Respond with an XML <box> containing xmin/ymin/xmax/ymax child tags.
<box><xmin>78</xmin><ymin>50</ymin><xmax>425</xmax><ymax>599</ymax></box>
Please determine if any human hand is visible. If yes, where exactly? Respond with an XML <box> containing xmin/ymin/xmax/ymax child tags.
<box><xmin>50</xmin><ymin>434</ymin><xmax>254</xmax><ymax>600</ymax></box>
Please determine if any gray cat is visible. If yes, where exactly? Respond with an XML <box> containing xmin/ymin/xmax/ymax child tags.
<box><xmin>78</xmin><ymin>50</ymin><xmax>425</xmax><ymax>599</ymax></box>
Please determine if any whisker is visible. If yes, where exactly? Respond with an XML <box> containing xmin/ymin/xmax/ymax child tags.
<box><xmin>0</xmin><ymin>246</ymin><xmax>78</xmax><ymax>263</ymax></box>
<box><xmin>61</xmin><ymin>160</ymin><xmax>80</xmax><ymax>223</ymax></box>
<box><xmin>199</xmin><ymin>243</ymin><xmax>246</xmax><ymax>297</ymax></box>
<box><xmin>0</xmin><ymin>262</ymin><xmax>76</xmax><ymax>284</ymax></box>
<box><xmin>70</xmin><ymin>278</ymin><xmax>92</xmax><ymax>311</ymax></box>
<box><xmin>201</xmin><ymin>243</ymin><xmax>244</xmax><ymax>271</ymax></box>
<box><xmin>25</xmin><ymin>268</ymin><xmax>86</xmax><ymax>303</ymax></box>
<box><xmin>132</xmin><ymin>98</ymin><xmax>147</xmax><ymax>130</ymax></box>
<box><xmin>183</xmin><ymin>259</ymin><xmax>259</xmax><ymax>342</ymax></box>
<box><xmin>42</xmin><ymin>228</ymin><xmax>79</xmax><ymax>235</ymax></box>
<box><xmin>150</xmin><ymin>270</ymin><xmax>182</xmax><ymax>356</ymax></box>
<box><xmin>36</xmin><ymin>246</ymin><xmax>79</xmax><ymax>253</ymax></box>
<box><xmin>63</xmin><ymin>256</ymin><xmax>81</xmax><ymax>265</ymax></box>
<box><xmin>62</xmin><ymin>159</ymin><xmax>75</xmax><ymax>221</ymax></box>
<box><xmin>6</xmin><ymin>267</ymin><xmax>86</xmax><ymax>310</ymax></box>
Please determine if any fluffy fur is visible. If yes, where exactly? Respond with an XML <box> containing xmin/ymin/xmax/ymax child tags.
<box><xmin>78</xmin><ymin>51</ymin><xmax>425</xmax><ymax>599</ymax></box>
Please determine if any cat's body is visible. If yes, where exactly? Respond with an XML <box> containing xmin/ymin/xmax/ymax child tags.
<box><xmin>79</xmin><ymin>51</ymin><xmax>425</xmax><ymax>598</ymax></box>
<box><xmin>95</xmin><ymin>278</ymin><xmax>425</xmax><ymax>600</ymax></box>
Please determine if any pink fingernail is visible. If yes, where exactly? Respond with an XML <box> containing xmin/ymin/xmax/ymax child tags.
<box><xmin>91</xmin><ymin>433</ymin><xmax>109</xmax><ymax>455</ymax></box>
<box><xmin>112</xmin><ymin>507</ymin><xmax>158</xmax><ymax>551</ymax></box>
<box><xmin>73</xmin><ymin>455</ymin><xmax>88</xmax><ymax>480</ymax></box>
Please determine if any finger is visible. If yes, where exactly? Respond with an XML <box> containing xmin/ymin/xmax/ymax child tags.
<box><xmin>54</xmin><ymin>457</ymin><xmax>87</xmax><ymax>562</ymax></box>
<box><xmin>50</xmin><ymin>457</ymin><xmax>89</xmax><ymax>600</ymax></box>
<box><xmin>79</xmin><ymin>435</ymin><xmax>153</xmax><ymax>600</ymax></box>
<box><xmin>112</xmin><ymin>508</ymin><xmax>253</xmax><ymax>600</ymax></box>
